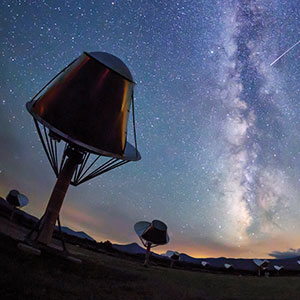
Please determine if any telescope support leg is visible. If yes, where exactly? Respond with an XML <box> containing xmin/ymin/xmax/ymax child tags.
<box><xmin>143</xmin><ymin>243</ymin><xmax>152</xmax><ymax>267</ymax></box>
<box><xmin>37</xmin><ymin>153</ymin><xmax>80</xmax><ymax>245</ymax></box>
<box><xmin>57</xmin><ymin>215</ymin><xmax>67</xmax><ymax>253</ymax></box>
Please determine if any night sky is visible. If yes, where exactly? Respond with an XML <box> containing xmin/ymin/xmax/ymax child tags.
<box><xmin>1</xmin><ymin>0</ymin><xmax>300</xmax><ymax>258</ymax></box>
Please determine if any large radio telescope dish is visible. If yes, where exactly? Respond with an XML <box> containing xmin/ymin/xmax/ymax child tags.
<box><xmin>25</xmin><ymin>51</ymin><xmax>141</xmax><ymax>246</ymax></box>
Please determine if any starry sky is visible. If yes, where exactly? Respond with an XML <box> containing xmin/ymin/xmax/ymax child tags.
<box><xmin>1</xmin><ymin>0</ymin><xmax>300</xmax><ymax>258</ymax></box>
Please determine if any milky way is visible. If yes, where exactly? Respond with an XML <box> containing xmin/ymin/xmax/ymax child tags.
<box><xmin>211</xmin><ymin>0</ymin><xmax>300</xmax><ymax>251</ymax></box>
<box><xmin>1</xmin><ymin>0</ymin><xmax>300</xmax><ymax>257</ymax></box>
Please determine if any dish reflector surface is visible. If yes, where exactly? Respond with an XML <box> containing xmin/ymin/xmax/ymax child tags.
<box><xmin>87</xmin><ymin>52</ymin><xmax>134</xmax><ymax>82</ymax></box>
<box><xmin>134</xmin><ymin>221</ymin><xmax>151</xmax><ymax>237</ymax></box>
<box><xmin>253</xmin><ymin>259</ymin><xmax>269</xmax><ymax>268</ymax></box>
<box><xmin>27</xmin><ymin>52</ymin><xmax>140</xmax><ymax>161</ymax></box>
<box><xmin>17</xmin><ymin>194</ymin><xmax>29</xmax><ymax>208</ymax></box>
<box><xmin>224</xmin><ymin>263</ymin><xmax>233</xmax><ymax>269</ymax></box>
<box><xmin>134</xmin><ymin>219</ymin><xmax>169</xmax><ymax>246</ymax></box>
<box><xmin>6</xmin><ymin>190</ymin><xmax>29</xmax><ymax>208</ymax></box>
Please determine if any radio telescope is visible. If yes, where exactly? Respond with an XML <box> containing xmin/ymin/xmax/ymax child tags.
<box><xmin>224</xmin><ymin>263</ymin><xmax>233</xmax><ymax>270</ymax></box>
<box><xmin>163</xmin><ymin>251</ymin><xmax>180</xmax><ymax>268</ymax></box>
<box><xmin>6</xmin><ymin>190</ymin><xmax>29</xmax><ymax>208</ymax></box>
<box><xmin>201</xmin><ymin>261</ymin><xmax>209</xmax><ymax>267</ymax></box>
<box><xmin>274</xmin><ymin>265</ymin><xmax>284</xmax><ymax>275</ymax></box>
<box><xmin>25</xmin><ymin>51</ymin><xmax>141</xmax><ymax>247</ymax></box>
<box><xmin>253</xmin><ymin>259</ymin><xmax>269</xmax><ymax>276</ymax></box>
<box><xmin>6</xmin><ymin>189</ymin><xmax>29</xmax><ymax>221</ymax></box>
<box><xmin>170</xmin><ymin>251</ymin><xmax>180</xmax><ymax>268</ymax></box>
<box><xmin>134</xmin><ymin>220</ymin><xmax>169</xmax><ymax>266</ymax></box>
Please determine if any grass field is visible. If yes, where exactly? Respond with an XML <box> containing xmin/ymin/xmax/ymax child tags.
<box><xmin>1</xmin><ymin>233</ymin><xmax>300</xmax><ymax>300</ymax></box>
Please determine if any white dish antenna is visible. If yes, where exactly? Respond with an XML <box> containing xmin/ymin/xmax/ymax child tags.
<box><xmin>253</xmin><ymin>259</ymin><xmax>269</xmax><ymax>268</ymax></box>
<box><xmin>253</xmin><ymin>259</ymin><xmax>269</xmax><ymax>276</ymax></box>
<box><xmin>169</xmin><ymin>251</ymin><xmax>180</xmax><ymax>268</ymax></box>
<box><xmin>162</xmin><ymin>250</ymin><xmax>175</xmax><ymax>258</ymax></box>
<box><xmin>274</xmin><ymin>265</ymin><xmax>283</xmax><ymax>271</ymax></box>
<box><xmin>201</xmin><ymin>261</ymin><xmax>209</xmax><ymax>267</ymax></box>
<box><xmin>224</xmin><ymin>263</ymin><xmax>233</xmax><ymax>269</ymax></box>
<box><xmin>162</xmin><ymin>251</ymin><xmax>179</xmax><ymax>259</ymax></box>
<box><xmin>171</xmin><ymin>251</ymin><xmax>180</xmax><ymax>260</ymax></box>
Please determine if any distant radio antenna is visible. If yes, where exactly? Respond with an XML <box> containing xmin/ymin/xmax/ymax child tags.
<box><xmin>134</xmin><ymin>220</ymin><xmax>169</xmax><ymax>266</ymax></box>
<box><xmin>201</xmin><ymin>261</ymin><xmax>209</xmax><ymax>267</ymax></box>
<box><xmin>170</xmin><ymin>251</ymin><xmax>180</xmax><ymax>268</ymax></box>
<box><xmin>6</xmin><ymin>189</ymin><xmax>29</xmax><ymax>221</ymax></box>
<box><xmin>24</xmin><ymin>51</ymin><xmax>141</xmax><ymax>249</ymax></box>
<box><xmin>224</xmin><ymin>263</ymin><xmax>233</xmax><ymax>270</ymax></box>
<box><xmin>253</xmin><ymin>259</ymin><xmax>269</xmax><ymax>276</ymax></box>
<box><xmin>274</xmin><ymin>265</ymin><xmax>284</xmax><ymax>275</ymax></box>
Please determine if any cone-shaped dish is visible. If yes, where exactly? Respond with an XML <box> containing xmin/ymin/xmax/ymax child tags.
<box><xmin>6</xmin><ymin>190</ymin><xmax>29</xmax><ymax>208</ymax></box>
<box><xmin>26</xmin><ymin>51</ymin><xmax>140</xmax><ymax>161</ymax></box>
<box><xmin>134</xmin><ymin>220</ymin><xmax>169</xmax><ymax>246</ymax></box>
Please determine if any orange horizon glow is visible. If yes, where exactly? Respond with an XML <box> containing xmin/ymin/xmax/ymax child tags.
<box><xmin>1</xmin><ymin>182</ymin><xmax>299</xmax><ymax>260</ymax></box>
<box><xmin>54</xmin><ymin>204</ymin><xmax>300</xmax><ymax>259</ymax></box>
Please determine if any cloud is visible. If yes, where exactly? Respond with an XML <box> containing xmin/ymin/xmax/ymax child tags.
<box><xmin>269</xmin><ymin>248</ymin><xmax>300</xmax><ymax>259</ymax></box>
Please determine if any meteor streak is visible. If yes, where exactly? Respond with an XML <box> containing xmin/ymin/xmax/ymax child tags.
<box><xmin>270</xmin><ymin>39</ymin><xmax>300</xmax><ymax>66</ymax></box>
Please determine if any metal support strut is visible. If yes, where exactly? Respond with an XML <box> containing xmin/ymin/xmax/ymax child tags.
<box><xmin>37</xmin><ymin>147</ymin><xmax>83</xmax><ymax>245</ymax></box>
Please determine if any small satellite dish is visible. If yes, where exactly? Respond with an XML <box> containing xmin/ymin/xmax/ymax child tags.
<box><xmin>253</xmin><ymin>259</ymin><xmax>269</xmax><ymax>276</ymax></box>
<box><xmin>274</xmin><ymin>265</ymin><xmax>284</xmax><ymax>271</ymax></box>
<box><xmin>170</xmin><ymin>251</ymin><xmax>180</xmax><ymax>268</ymax></box>
<box><xmin>253</xmin><ymin>259</ymin><xmax>269</xmax><ymax>268</ymax></box>
<box><xmin>162</xmin><ymin>250</ymin><xmax>176</xmax><ymax>258</ymax></box>
<box><xmin>134</xmin><ymin>219</ymin><xmax>169</xmax><ymax>266</ymax></box>
<box><xmin>253</xmin><ymin>259</ymin><xmax>261</xmax><ymax>267</ymax></box>
<box><xmin>224</xmin><ymin>263</ymin><xmax>233</xmax><ymax>270</ymax></box>
<box><xmin>6</xmin><ymin>190</ymin><xmax>29</xmax><ymax>221</ymax></box>
<box><xmin>201</xmin><ymin>261</ymin><xmax>209</xmax><ymax>267</ymax></box>
<box><xmin>6</xmin><ymin>190</ymin><xmax>29</xmax><ymax>208</ymax></box>
<box><xmin>6</xmin><ymin>190</ymin><xmax>20</xmax><ymax>207</ymax></box>
<box><xmin>171</xmin><ymin>251</ymin><xmax>180</xmax><ymax>260</ymax></box>
<box><xmin>261</xmin><ymin>260</ymin><xmax>269</xmax><ymax>269</ymax></box>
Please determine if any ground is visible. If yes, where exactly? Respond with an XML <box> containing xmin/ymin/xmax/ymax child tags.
<box><xmin>1</xmin><ymin>232</ymin><xmax>300</xmax><ymax>300</ymax></box>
